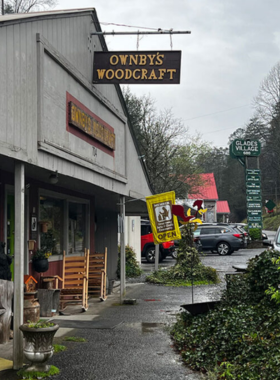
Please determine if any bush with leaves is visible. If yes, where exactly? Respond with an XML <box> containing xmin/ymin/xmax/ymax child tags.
<box><xmin>249</xmin><ymin>228</ymin><xmax>262</xmax><ymax>240</ymax></box>
<box><xmin>171</xmin><ymin>248</ymin><xmax>280</xmax><ymax>379</ymax></box>
<box><xmin>146</xmin><ymin>225</ymin><xmax>219</xmax><ymax>286</ymax></box>
<box><xmin>246</xmin><ymin>249</ymin><xmax>280</xmax><ymax>299</ymax></box>
<box><xmin>117</xmin><ymin>245</ymin><xmax>142</xmax><ymax>278</ymax></box>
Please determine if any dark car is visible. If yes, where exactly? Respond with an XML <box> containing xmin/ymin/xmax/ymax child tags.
<box><xmin>193</xmin><ymin>225</ymin><xmax>244</xmax><ymax>255</ymax></box>
<box><xmin>214</xmin><ymin>223</ymin><xmax>249</xmax><ymax>248</ymax></box>
<box><xmin>141</xmin><ymin>220</ymin><xmax>175</xmax><ymax>263</ymax></box>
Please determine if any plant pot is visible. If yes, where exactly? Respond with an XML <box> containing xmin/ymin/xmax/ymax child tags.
<box><xmin>19</xmin><ymin>324</ymin><xmax>59</xmax><ymax>372</ymax></box>
<box><xmin>181</xmin><ymin>301</ymin><xmax>220</xmax><ymax>316</ymax></box>
<box><xmin>32</xmin><ymin>259</ymin><xmax>49</xmax><ymax>273</ymax></box>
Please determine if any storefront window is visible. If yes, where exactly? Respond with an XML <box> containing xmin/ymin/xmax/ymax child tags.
<box><xmin>68</xmin><ymin>202</ymin><xmax>86</xmax><ymax>254</ymax></box>
<box><xmin>40</xmin><ymin>196</ymin><xmax>63</xmax><ymax>255</ymax></box>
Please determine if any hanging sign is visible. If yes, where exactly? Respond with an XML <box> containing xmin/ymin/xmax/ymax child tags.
<box><xmin>93</xmin><ymin>51</ymin><xmax>181</xmax><ymax>84</ymax></box>
<box><xmin>246</xmin><ymin>169</ymin><xmax>261</xmax><ymax>175</ymax></box>
<box><xmin>146</xmin><ymin>191</ymin><xmax>181</xmax><ymax>244</ymax></box>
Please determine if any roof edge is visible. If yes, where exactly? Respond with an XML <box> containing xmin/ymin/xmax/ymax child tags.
<box><xmin>0</xmin><ymin>8</ymin><xmax>95</xmax><ymax>25</ymax></box>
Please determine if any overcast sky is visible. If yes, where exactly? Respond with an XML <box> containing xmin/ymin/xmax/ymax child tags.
<box><xmin>56</xmin><ymin>0</ymin><xmax>280</xmax><ymax>147</ymax></box>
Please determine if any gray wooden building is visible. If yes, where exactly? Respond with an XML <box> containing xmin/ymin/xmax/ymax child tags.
<box><xmin>0</xmin><ymin>9</ymin><xmax>153</xmax><ymax>364</ymax></box>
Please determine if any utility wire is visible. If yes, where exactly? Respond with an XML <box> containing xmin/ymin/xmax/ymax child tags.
<box><xmin>100</xmin><ymin>22</ymin><xmax>166</xmax><ymax>31</ymax></box>
<box><xmin>184</xmin><ymin>104</ymin><xmax>251</xmax><ymax>121</ymax></box>
<box><xmin>203</xmin><ymin>125</ymin><xmax>244</xmax><ymax>135</ymax></box>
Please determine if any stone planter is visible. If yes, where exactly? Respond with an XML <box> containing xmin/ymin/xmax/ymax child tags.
<box><xmin>19</xmin><ymin>323</ymin><xmax>59</xmax><ymax>372</ymax></box>
<box><xmin>32</xmin><ymin>259</ymin><xmax>49</xmax><ymax>273</ymax></box>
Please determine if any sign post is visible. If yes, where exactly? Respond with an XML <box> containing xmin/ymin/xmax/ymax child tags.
<box><xmin>229</xmin><ymin>141</ymin><xmax>262</xmax><ymax>232</ymax></box>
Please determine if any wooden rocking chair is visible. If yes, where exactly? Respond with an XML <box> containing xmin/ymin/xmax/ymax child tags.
<box><xmin>88</xmin><ymin>248</ymin><xmax>107</xmax><ymax>301</ymax></box>
<box><xmin>60</xmin><ymin>249</ymin><xmax>89</xmax><ymax>311</ymax></box>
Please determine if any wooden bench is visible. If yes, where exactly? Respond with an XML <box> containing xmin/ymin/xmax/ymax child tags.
<box><xmin>60</xmin><ymin>249</ymin><xmax>89</xmax><ymax>311</ymax></box>
<box><xmin>88</xmin><ymin>248</ymin><xmax>107</xmax><ymax>301</ymax></box>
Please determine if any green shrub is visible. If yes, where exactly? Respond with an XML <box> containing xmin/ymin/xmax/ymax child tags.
<box><xmin>222</xmin><ymin>273</ymin><xmax>253</xmax><ymax>307</ymax></box>
<box><xmin>249</xmin><ymin>228</ymin><xmax>262</xmax><ymax>240</ymax></box>
<box><xmin>146</xmin><ymin>246</ymin><xmax>219</xmax><ymax>285</ymax></box>
<box><xmin>147</xmin><ymin>225</ymin><xmax>219</xmax><ymax>286</ymax></box>
<box><xmin>117</xmin><ymin>245</ymin><xmax>142</xmax><ymax>278</ymax></box>
<box><xmin>246</xmin><ymin>249</ymin><xmax>280</xmax><ymax>298</ymax></box>
<box><xmin>171</xmin><ymin>248</ymin><xmax>280</xmax><ymax>379</ymax></box>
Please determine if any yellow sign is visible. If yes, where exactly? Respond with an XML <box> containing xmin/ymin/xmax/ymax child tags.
<box><xmin>146</xmin><ymin>191</ymin><xmax>181</xmax><ymax>245</ymax></box>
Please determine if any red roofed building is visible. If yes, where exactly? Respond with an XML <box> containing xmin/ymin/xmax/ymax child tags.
<box><xmin>188</xmin><ymin>173</ymin><xmax>218</xmax><ymax>201</ymax></box>
<box><xmin>217</xmin><ymin>200</ymin><xmax>230</xmax><ymax>222</ymax></box>
<box><xmin>187</xmin><ymin>173</ymin><xmax>218</xmax><ymax>222</ymax></box>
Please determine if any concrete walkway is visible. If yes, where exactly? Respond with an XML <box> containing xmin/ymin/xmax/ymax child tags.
<box><xmin>0</xmin><ymin>281</ymin><xmax>217</xmax><ymax>380</ymax></box>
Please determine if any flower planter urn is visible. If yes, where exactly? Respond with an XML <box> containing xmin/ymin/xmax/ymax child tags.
<box><xmin>32</xmin><ymin>258</ymin><xmax>49</xmax><ymax>273</ymax></box>
<box><xmin>19</xmin><ymin>323</ymin><xmax>59</xmax><ymax>372</ymax></box>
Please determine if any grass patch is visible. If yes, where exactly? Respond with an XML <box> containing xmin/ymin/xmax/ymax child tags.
<box><xmin>53</xmin><ymin>344</ymin><xmax>66</xmax><ymax>353</ymax></box>
<box><xmin>259</xmin><ymin>211</ymin><xmax>280</xmax><ymax>231</ymax></box>
<box><xmin>63</xmin><ymin>336</ymin><xmax>86</xmax><ymax>342</ymax></box>
<box><xmin>17</xmin><ymin>365</ymin><xmax>59</xmax><ymax>379</ymax></box>
<box><xmin>147</xmin><ymin>276</ymin><xmax>215</xmax><ymax>287</ymax></box>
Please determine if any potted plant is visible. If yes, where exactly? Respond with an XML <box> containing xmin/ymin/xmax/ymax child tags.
<box><xmin>31</xmin><ymin>249</ymin><xmax>52</xmax><ymax>273</ymax></box>
<box><xmin>19</xmin><ymin>320</ymin><xmax>59</xmax><ymax>372</ymax></box>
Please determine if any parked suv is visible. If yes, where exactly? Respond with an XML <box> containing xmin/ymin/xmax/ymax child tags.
<box><xmin>193</xmin><ymin>225</ymin><xmax>244</xmax><ymax>255</ymax></box>
<box><xmin>141</xmin><ymin>220</ymin><xmax>175</xmax><ymax>263</ymax></box>
<box><xmin>213</xmin><ymin>223</ymin><xmax>249</xmax><ymax>248</ymax></box>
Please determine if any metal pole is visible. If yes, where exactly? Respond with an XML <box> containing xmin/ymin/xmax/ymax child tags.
<box><xmin>276</xmin><ymin>181</ymin><xmax>277</xmax><ymax>212</ymax></box>
<box><xmin>90</xmin><ymin>30</ymin><xmax>191</xmax><ymax>36</ymax></box>
<box><xmin>120</xmin><ymin>196</ymin><xmax>126</xmax><ymax>303</ymax></box>
<box><xmin>1</xmin><ymin>0</ymin><xmax>4</xmax><ymax>15</ymax></box>
<box><xmin>13</xmin><ymin>162</ymin><xmax>25</xmax><ymax>369</ymax></box>
<box><xmin>154</xmin><ymin>244</ymin><xmax>159</xmax><ymax>271</ymax></box>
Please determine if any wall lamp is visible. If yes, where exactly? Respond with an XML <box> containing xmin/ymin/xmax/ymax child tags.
<box><xmin>49</xmin><ymin>171</ymin><xmax>59</xmax><ymax>184</ymax></box>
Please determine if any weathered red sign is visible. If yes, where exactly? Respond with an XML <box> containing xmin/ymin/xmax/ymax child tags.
<box><xmin>68</xmin><ymin>101</ymin><xmax>115</xmax><ymax>150</ymax></box>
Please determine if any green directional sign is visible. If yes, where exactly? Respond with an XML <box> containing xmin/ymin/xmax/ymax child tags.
<box><xmin>248</xmin><ymin>215</ymin><xmax>262</xmax><ymax>221</ymax></box>
<box><xmin>248</xmin><ymin>222</ymin><xmax>263</xmax><ymax>229</ymax></box>
<box><xmin>246</xmin><ymin>174</ymin><xmax>261</xmax><ymax>182</ymax></box>
<box><xmin>247</xmin><ymin>202</ymin><xmax>262</xmax><ymax>209</ymax></box>
<box><xmin>246</xmin><ymin>182</ymin><xmax>261</xmax><ymax>190</ymax></box>
<box><xmin>231</xmin><ymin>139</ymin><xmax>261</xmax><ymax>157</ymax></box>
<box><xmin>247</xmin><ymin>195</ymin><xmax>262</xmax><ymax>202</ymax></box>
<box><xmin>248</xmin><ymin>211</ymin><xmax>262</xmax><ymax>218</ymax></box>
<box><xmin>246</xmin><ymin>169</ymin><xmax>261</xmax><ymax>175</ymax></box>
<box><xmin>246</xmin><ymin>188</ymin><xmax>261</xmax><ymax>194</ymax></box>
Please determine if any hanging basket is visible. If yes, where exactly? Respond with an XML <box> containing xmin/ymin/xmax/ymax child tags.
<box><xmin>32</xmin><ymin>259</ymin><xmax>49</xmax><ymax>273</ymax></box>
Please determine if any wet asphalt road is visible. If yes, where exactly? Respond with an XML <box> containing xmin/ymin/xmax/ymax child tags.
<box><xmin>49</xmin><ymin>284</ymin><xmax>205</xmax><ymax>380</ymax></box>
<box><xmin>49</xmin><ymin>245</ymin><xmax>271</xmax><ymax>380</ymax></box>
